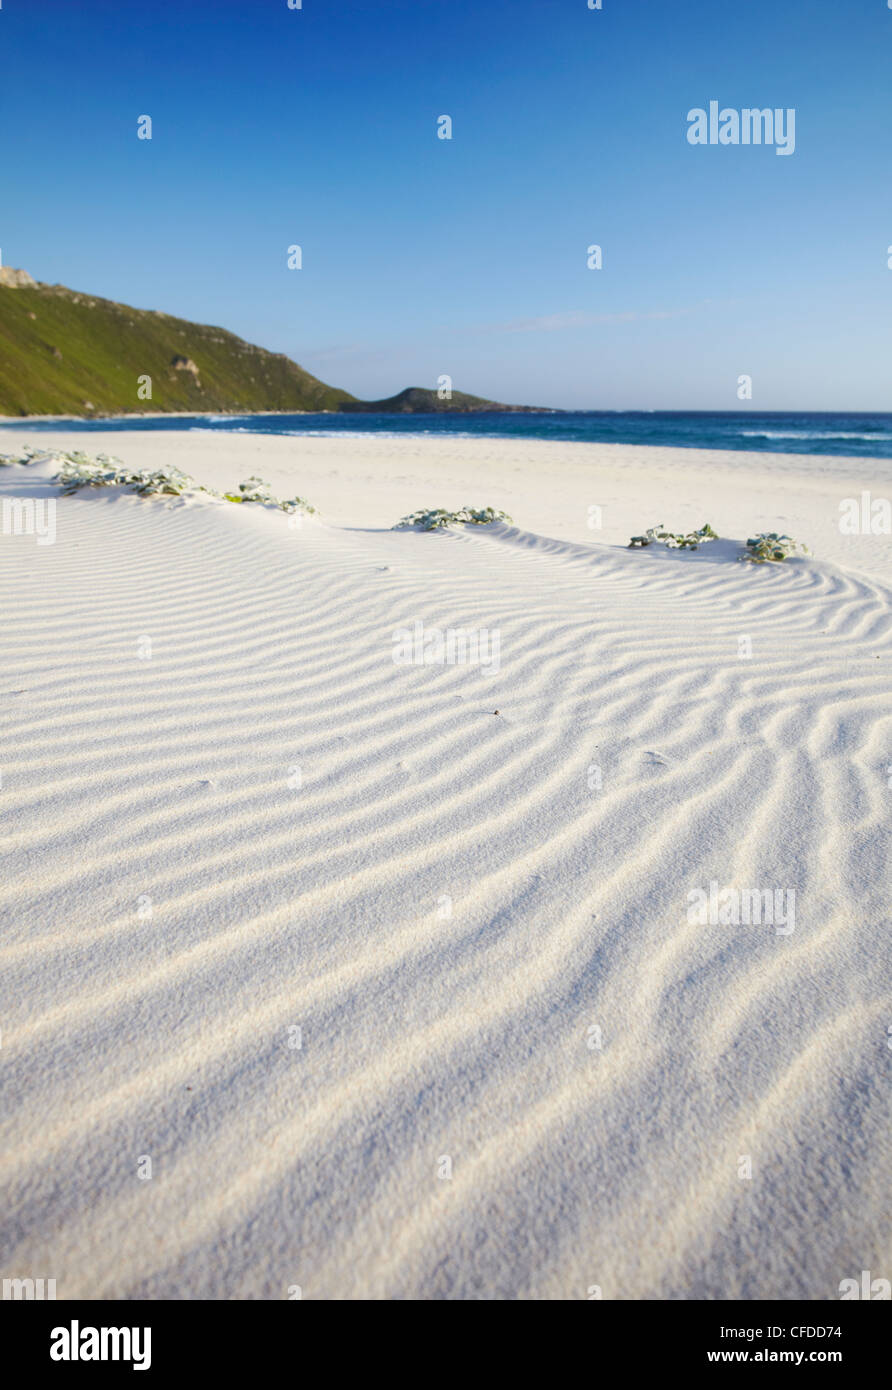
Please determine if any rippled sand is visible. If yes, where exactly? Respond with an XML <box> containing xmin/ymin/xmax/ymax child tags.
<box><xmin>1</xmin><ymin>430</ymin><xmax>889</xmax><ymax>1299</ymax></box>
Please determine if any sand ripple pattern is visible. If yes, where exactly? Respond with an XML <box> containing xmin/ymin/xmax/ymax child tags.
<box><xmin>1</xmin><ymin>484</ymin><xmax>890</xmax><ymax>1299</ymax></box>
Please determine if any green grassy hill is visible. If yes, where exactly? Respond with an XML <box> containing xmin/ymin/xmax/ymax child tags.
<box><xmin>0</xmin><ymin>277</ymin><xmax>354</xmax><ymax>416</ymax></box>
<box><xmin>0</xmin><ymin>271</ymin><xmax>548</xmax><ymax>417</ymax></box>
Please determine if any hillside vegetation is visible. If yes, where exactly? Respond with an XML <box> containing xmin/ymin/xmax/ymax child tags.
<box><xmin>0</xmin><ymin>272</ymin><xmax>545</xmax><ymax>417</ymax></box>
<box><xmin>0</xmin><ymin>278</ymin><xmax>353</xmax><ymax>415</ymax></box>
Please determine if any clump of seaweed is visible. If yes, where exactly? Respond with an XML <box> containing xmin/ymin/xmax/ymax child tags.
<box><xmin>50</xmin><ymin>452</ymin><xmax>317</xmax><ymax>515</ymax></box>
<box><xmin>740</xmin><ymin>532</ymin><xmax>809</xmax><ymax>563</ymax></box>
<box><xmin>0</xmin><ymin>446</ymin><xmax>55</xmax><ymax>467</ymax></box>
<box><xmin>223</xmin><ymin>475</ymin><xmax>317</xmax><ymax>515</ymax></box>
<box><xmin>394</xmin><ymin>506</ymin><xmax>512</xmax><ymax>531</ymax></box>
<box><xmin>628</xmin><ymin>522</ymin><xmax>718</xmax><ymax>551</ymax></box>
<box><xmin>56</xmin><ymin>453</ymin><xmax>206</xmax><ymax>498</ymax></box>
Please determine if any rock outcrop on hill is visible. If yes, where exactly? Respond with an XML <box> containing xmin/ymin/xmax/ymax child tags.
<box><xmin>0</xmin><ymin>266</ymin><xmax>37</xmax><ymax>288</ymax></box>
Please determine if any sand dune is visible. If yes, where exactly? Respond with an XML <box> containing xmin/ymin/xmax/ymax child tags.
<box><xmin>1</xmin><ymin>432</ymin><xmax>890</xmax><ymax>1299</ymax></box>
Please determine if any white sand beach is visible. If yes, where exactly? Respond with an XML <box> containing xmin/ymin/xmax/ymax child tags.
<box><xmin>1</xmin><ymin>429</ymin><xmax>890</xmax><ymax>1300</ymax></box>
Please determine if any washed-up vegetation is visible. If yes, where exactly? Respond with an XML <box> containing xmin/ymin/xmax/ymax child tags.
<box><xmin>740</xmin><ymin>532</ymin><xmax>809</xmax><ymax>563</ymax></box>
<box><xmin>394</xmin><ymin>505</ymin><xmax>512</xmax><ymax>531</ymax></box>
<box><xmin>0</xmin><ymin>448</ymin><xmax>320</xmax><ymax>516</ymax></box>
<box><xmin>627</xmin><ymin>521</ymin><xmax>809</xmax><ymax>562</ymax></box>
<box><xmin>628</xmin><ymin>522</ymin><xmax>718</xmax><ymax>550</ymax></box>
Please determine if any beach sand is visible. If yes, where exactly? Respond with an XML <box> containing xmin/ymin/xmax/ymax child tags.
<box><xmin>1</xmin><ymin>429</ymin><xmax>890</xmax><ymax>1299</ymax></box>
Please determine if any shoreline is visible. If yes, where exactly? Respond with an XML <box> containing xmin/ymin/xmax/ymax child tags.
<box><xmin>4</xmin><ymin>411</ymin><xmax>892</xmax><ymax>468</ymax></box>
<box><xmin>4</xmin><ymin>407</ymin><xmax>892</xmax><ymax>420</ymax></box>
<box><xmin>0</xmin><ymin>408</ymin><xmax>326</xmax><ymax>422</ymax></box>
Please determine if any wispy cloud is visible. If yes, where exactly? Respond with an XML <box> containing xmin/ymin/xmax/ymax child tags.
<box><xmin>293</xmin><ymin>343</ymin><xmax>376</xmax><ymax>363</ymax></box>
<box><xmin>477</xmin><ymin>303</ymin><xmax>717</xmax><ymax>334</ymax></box>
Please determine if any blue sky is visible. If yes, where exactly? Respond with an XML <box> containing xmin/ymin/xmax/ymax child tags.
<box><xmin>2</xmin><ymin>0</ymin><xmax>891</xmax><ymax>409</ymax></box>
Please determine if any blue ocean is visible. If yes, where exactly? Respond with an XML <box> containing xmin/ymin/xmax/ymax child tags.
<box><xmin>6</xmin><ymin>411</ymin><xmax>892</xmax><ymax>461</ymax></box>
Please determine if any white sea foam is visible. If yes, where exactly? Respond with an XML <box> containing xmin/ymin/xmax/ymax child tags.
<box><xmin>741</xmin><ymin>429</ymin><xmax>891</xmax><ymax>441</ymax></box>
